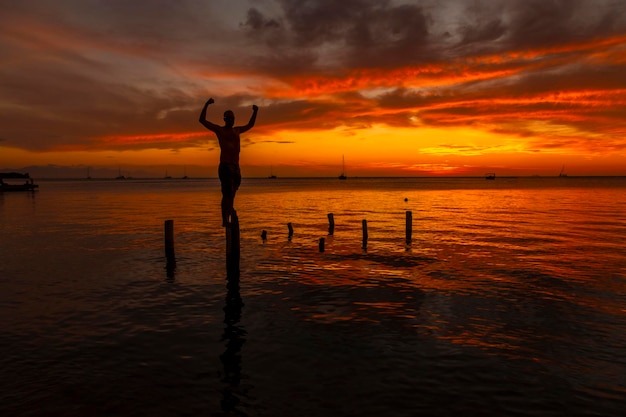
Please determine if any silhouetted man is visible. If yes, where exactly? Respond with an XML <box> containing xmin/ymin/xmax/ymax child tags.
<box><xmin>199</xmin><ymin>98</ymin><xmax>258</xmax><ymax>227</ymax></box>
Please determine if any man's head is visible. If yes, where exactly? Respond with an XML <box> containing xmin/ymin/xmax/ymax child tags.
<box><xmin>223</xmin><ymin>110</ymin><xmax>235</xmax><ymax>127</ymax></box>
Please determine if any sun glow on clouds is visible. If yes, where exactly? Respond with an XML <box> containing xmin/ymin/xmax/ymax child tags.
<box><xmin>242</xmin><ymin>124</ymin><xmax>531</xmax><ymax>176</ymax></box>
<box><xmin>266</xmin><ymin>34</ymin><xmax>626</xmax><ymax>99</ymax></box>
<box><xmin>1</xmin><ymin>1</ymin><xmax>626</xmax><ymax>177</ymax></box>
<box><xmin>254</xmin><ymin>32</ymin><xmax>626</xmax><ymax>175</ymax></box>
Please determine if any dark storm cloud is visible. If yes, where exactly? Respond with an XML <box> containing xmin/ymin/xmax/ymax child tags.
<box><xmin>244</xmin><ymin>7</ymin><xmax>281</xmax><ymax>32</ymax></box>
<box><xmin>242</xmin><ymin>0</ymin><xmax>432</xmax><ymax>71</ymax></box>
<box><xmin>459</xmin><ymin>18</ymin><xmax>507</xmax><ymax>46</ymax></box>
<box><xmin>454</xmin><ymin>0</ymin><xmax>626</xmax><ymax>54</ymax></box>
<box><xmin>242</xmin><ymin>0</ymin><xmax>626</xmax><ymax>76</ymax></box>
<box><xmin>503</xmin><ymin>0</ymin><xmax>622</xmax><ymax>48</ymax></box>
<box><xmin>344</xmin><ymin>4</ymin><xmax>430</xmax><ymax>67</ymax></box>
<box><xmin>279</xmin><ymin>0</ymin><xmax>375</xmax><ymax>47</ymax></box>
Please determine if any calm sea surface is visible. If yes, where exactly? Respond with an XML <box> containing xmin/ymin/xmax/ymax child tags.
<box><xmin>1</xmin><ymin>177</ymin><xmax>625</xmax><ymax>416</ymax></box>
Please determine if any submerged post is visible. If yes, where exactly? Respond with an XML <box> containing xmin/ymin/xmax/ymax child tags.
<box><xmin>287</xmin><ymin>222</ymin><xmax>294</xmax><ymax>240</ymax></box>
<box><xmin>261</xmin><ymin>230</ymin><xmax>267</xmax><ymax>242</ymax></box>
<box><xmin>319</xmin><ymin>237</ymin><xmax>325</xmax><ymax>252</ymax></box>
<box><xmin>327</xmin><ymin>213</ymin><xmax>335</xmax><ymax>235</ymax></box>
<box><xmin>362</xmin><ymin>219</ymin><xmax>368</xmax><ymax>251</ymax></box>
<box><xmin>405</xmin><ymin>210</ymin><xmax>413</xmax><ymax>245</ymax></box>
<box><xmin>226</xmin><ymin>210</ymin><xmax>240</xmax><ymax>276</ymax></box>
<box><xmin>164</xmin><ymin>220</ymin><xmax>176</xmax><ymax>263</ymax></box>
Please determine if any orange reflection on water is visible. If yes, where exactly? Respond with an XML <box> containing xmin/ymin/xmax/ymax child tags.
<box><xmin>239</xmin><ymin>178</ymin><xmax>626</xmax><ymax>359</ymax></box>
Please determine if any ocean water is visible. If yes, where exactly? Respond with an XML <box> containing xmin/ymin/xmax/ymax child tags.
<box><xmin>1</xmin><ymin>176</ymin><xmax>625</xmax><ymax>416</ymax></box>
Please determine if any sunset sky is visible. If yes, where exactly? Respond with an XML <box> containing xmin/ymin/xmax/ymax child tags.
<box><xmin>1</xmin><ymin>0</ymin><xmax>626</xmax><ymax>178</ymax></box>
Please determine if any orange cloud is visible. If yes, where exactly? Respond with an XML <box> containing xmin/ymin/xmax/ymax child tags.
<box><xmin>264</xmin><ymin>34</ymin><xmax>626</xmax><ymax>100</ymax></box>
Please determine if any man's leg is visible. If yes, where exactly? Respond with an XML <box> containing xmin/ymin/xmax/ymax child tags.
<box><xmin>219</xmin><ymin>164</ymin><xmax>241</xmax><ymax>227</ymax></box>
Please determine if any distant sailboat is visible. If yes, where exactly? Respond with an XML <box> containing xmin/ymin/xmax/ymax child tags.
<box><xmin>268</xmin><ymin>166</ymin><xmax>277</xmax><ymax>179</ymax></box>
<box><xmin>182</xmin><ymin>166</ymin><xmax>189</xmax><ymax>179</ymax></box>
<box><xmin>338</xmin><ymin>155</ymin><xmax>347</xmax><ymax>180</ymax></box>
<box><xmin>559</xmin><ymin>165</ymin><xmax>568</xmax><ymax>177</ymax></box>
<box><xmin>485</xmin><ymin>172</ymin><xmax>496</xmax><ymax>180</ymax></box>
<box><xmin>164</xmin><ymin>169</ymin><xmax>172</xmax><ymax>179</ymax></box>
<box><xmin>115</xmin><ymin>167</ymin><xmax>126</xmax><ymax>180</ymax></box>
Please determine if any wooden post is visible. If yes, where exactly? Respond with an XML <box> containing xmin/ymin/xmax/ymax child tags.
<box><xmin>327</xmin><ymin>213</ymin><xmax>335</xmax><ymax>235</ymax></box>
<box><xmin>261</xmin><ymin>230</ymin><xmax>267</xmax><ymax>242</ymax></box>
<box><xmin>319</xmin><ymin>237</ymin><xmax>325</xmax><ymax>252</ymax></box>
<box><xmin>362</xmin><ymin>219</ymin><xmax>368</xmax><ymax>250</ymax></box>
<box><xmin>287</xmin><ymin>222</ymin><xmax>294</xmax><ymax>240</ymax></box>
<box><xmin>164</xmin><ymin>220</ymin><xmax>175</xmax><ymax>262</ymax></box>
<box><xmin>405</xmin><ymin>210</ymin><xmax>413</xmax><ymax>245</ymax></box>
<box><xmin>226</xmin><ymin>210</ymin><xmax>240</xmax><ymax>277</ymax></box>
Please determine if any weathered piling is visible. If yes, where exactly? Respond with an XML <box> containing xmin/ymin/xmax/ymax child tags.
<box><xmin>164</xmin><ymin>220</ymin><xmax>176</xmax><ymax>263</ymax></box>
<box><xmin>327</xmin><ymin>213</ymin><xmax>335</xmax><ymax>235</ymax></box>
<box><xmin>287</xmin><ymin>222</ymin><xmax>294</xmax><ymax>240</ymax></box>
<box><xmin>405</xmin><ymin>210</ymin><xmax>413</xmax><ymax>245</ymax></box>
<box><xmin>226</xmin><ymin>210</ymin><xmax>240</xmax><ymax>277</ymax></box>
<box><xmin>261</xmin><ymin>230</ymin><xmax>267</xmax><ymax>242</ymax></box>
<box><xmin>319</xmin><ymin>237</ymin><xmax>325</xmax><ymax>252</ymax></box>
<box><xmin>362</xmin><ymin>219</ymin><xmax>368</xmax><ymax>250</ymax></box>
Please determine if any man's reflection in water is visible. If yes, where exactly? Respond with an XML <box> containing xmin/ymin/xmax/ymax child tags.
<box><xmin>220</xmin><ymin>270</ymin><xmax>250</xmax><ymax>415</ymax></box>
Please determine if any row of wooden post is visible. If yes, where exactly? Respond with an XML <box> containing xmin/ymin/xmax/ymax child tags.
<box><xmin>267</xmin><ymin>211</ymin><xmax>412</xmax><ymax>252</ymax></box>
<box><xmin>164</xmin><ymin>210</ymin><xmax>413</xmax><ymax>272</ymax></box>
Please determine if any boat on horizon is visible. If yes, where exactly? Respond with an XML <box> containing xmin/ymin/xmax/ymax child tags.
<box><xmin>0</xmin><ymin>172</ymin><xmax>39</xmax><ymax>192</ymax></box>
<box><xmin>115</xmin><ymin>166</ymin><xmax>126</xmax><ymax>180</ymax></box>
<box><xmin>339</xmin><ymin>156</ymin><xmax>347</xmax><ymax>180</ymax></box>
<box><xmin>559</xmin><ymin>165</ymin><xmax>568</xmax><ymax>177</ymax></box>
<box><xmin>485</xmin><ymin>172</ymin><xmax>496</xmax><ymax>180</ymax></box>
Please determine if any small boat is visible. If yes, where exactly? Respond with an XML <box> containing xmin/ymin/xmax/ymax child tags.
<box><xmin>559</xmin><ymin>165</ymin><xmax>568</xmax><ymax>177</ymax></box>
<box><xmin>268</xmin><ymin>166</ymin><xmax>277</xmax><ymax>179</ymax></box>
<box><xmin>0</xmin><ymin>172</ymin><xmax>39</xmax><ymax>192</ymax></box>
<box><xmin>485</xmin><ymin>173</ymin><xmax>496</xmax><ymax>180</ymax></box>
<box><xmin>339</xmin><ymin>155</ymin><xmax>347</xmax><ymax>180</ymax></box>
<box><xmin>115</xmin><ymin>167</ymin><xmax>126</xmax><ymax>180</ymax></box>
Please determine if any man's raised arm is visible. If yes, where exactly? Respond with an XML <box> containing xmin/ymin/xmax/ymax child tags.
<box><xmin>239</xmin><ymin>105</ymin><xmax>258</xmax><ymax>133</ymax></box>
<box><xmin>199</xmin><ymin>98</ymin><xmax>219</xmax><ymax>131</ymax></box>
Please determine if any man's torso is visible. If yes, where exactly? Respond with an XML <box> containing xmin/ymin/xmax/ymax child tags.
<box><xmin>216</xmin><ymin>127</ymin><xmax>240</xmax><ymax>165</ymax></box>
